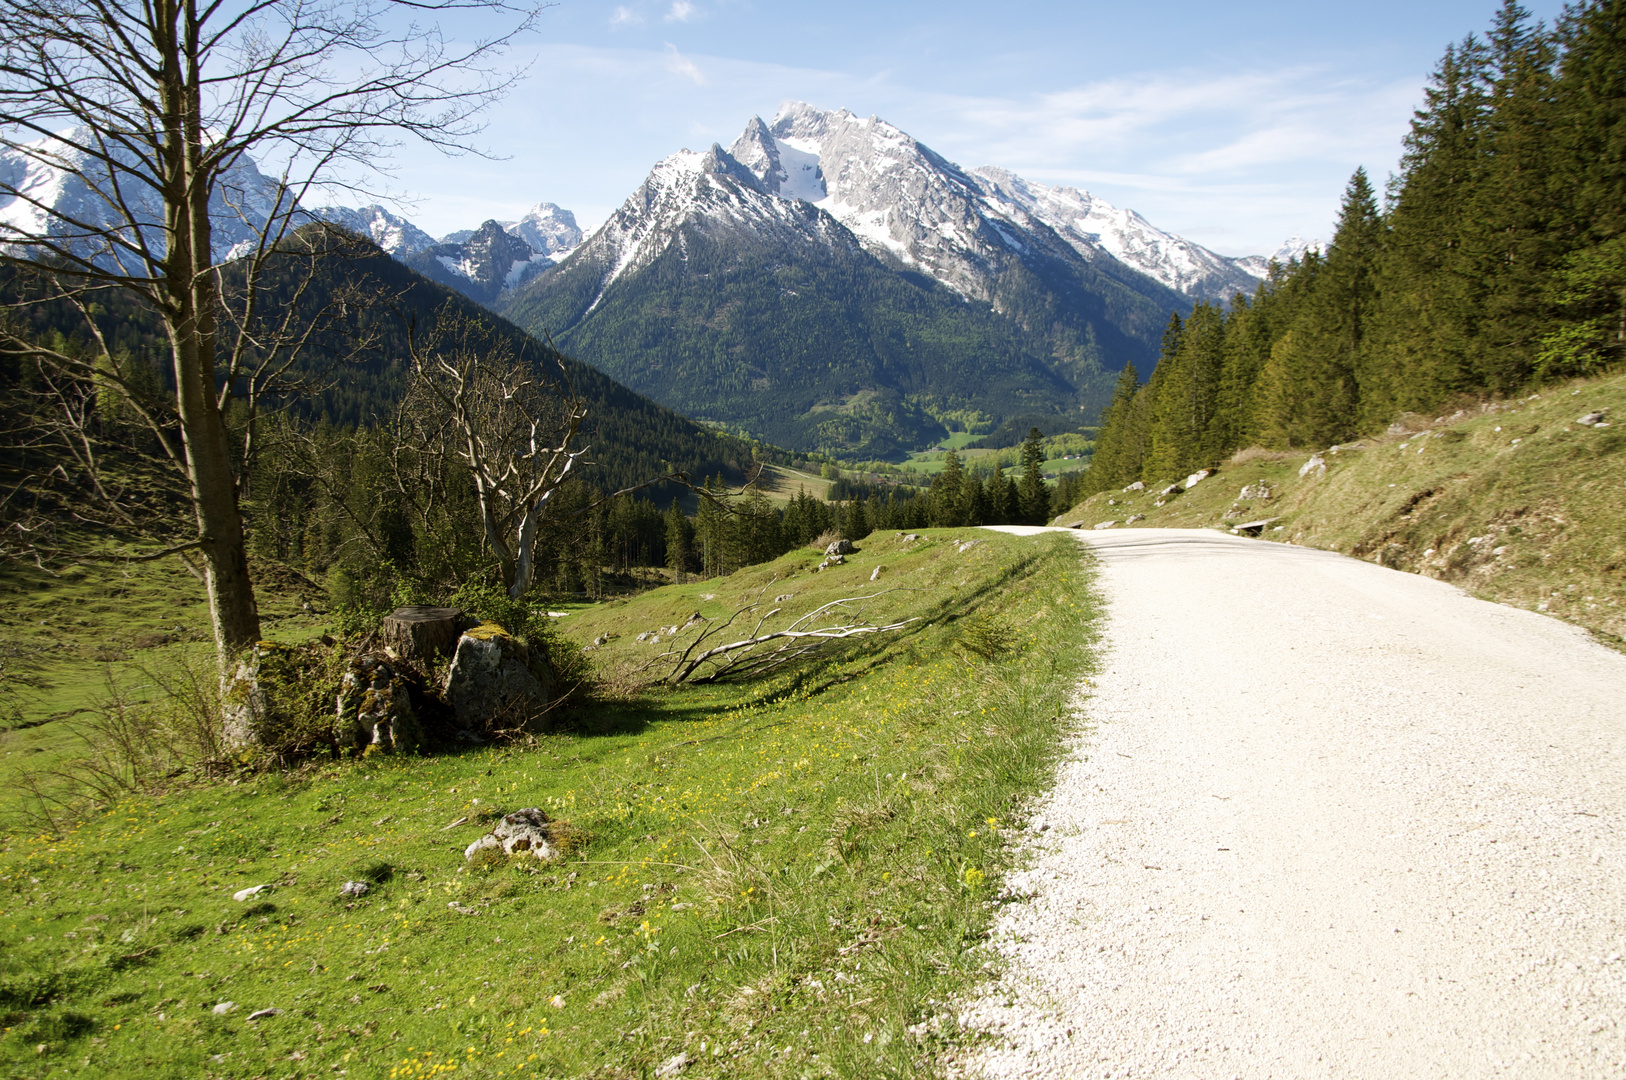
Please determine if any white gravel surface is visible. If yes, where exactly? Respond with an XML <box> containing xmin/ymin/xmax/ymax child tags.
<box><xmin>957</xmin><ymin>527</ymin><xmax>1626</xmax><ymax>1079</ymax></box>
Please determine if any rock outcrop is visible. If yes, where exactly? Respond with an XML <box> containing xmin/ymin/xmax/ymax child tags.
<box><xmin>443</xmin><ymin>624</ymin><xmax>556</xmax><ymax>735</ymax></box>
<box><xmin>335</xmin><ymin>654</ymin><xmax>422</xmax><ymax>754</ymax></box>
<box><xmin>463</xmin><ymin>807</ymin><xmax>559</xmax><ymax>861</ymax></box>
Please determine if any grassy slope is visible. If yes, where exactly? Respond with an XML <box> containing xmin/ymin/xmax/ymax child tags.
<box><xmin>0</xmin><ymin>553</ymin><xmax>325</xmax><ymax>747</ymax></box>
<box><xmin>1055</xmin><ymin>369</ymin><xmax>1626</xmax><ymax>648</ymax></box>
<box><xmin>0</xmin><ymin>529</ymin><xmax>1098</xmax><ymax>1079</ymax></box>
<box><xmin>750</xmin><ymin>465</ymin><xmax>833</xmax><ymax>506</ymax></box>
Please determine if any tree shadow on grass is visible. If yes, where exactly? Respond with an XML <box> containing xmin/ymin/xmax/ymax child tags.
<box><xmin>558</xmin><ymin>546</ymin><xmax>1052</xmax><ymax>743</ymax></box>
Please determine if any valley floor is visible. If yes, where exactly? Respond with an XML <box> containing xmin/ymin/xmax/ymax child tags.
<box><xmin>957</xmin><ymin>528</ymin><xmax>1626</xmax><ymax>1079</ymax></box>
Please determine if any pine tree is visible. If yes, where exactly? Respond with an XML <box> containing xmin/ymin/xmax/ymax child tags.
<box><xmin>961</xmin><ymin>474</ymin><xmax>988</xmax><ymax>526</ymax></box>
<box><xmin>1147</xmin><ymin>302</ymin><xmax>1227</xmax><ymax>479</ymax></box>
<box><xmin>987</xmin><ymin>460</ymin><xmax>1015</xmax><ymax>523</ymax></box>
<box><xmin>1256</xmin><ymin>171</ymin><xmax>1379</xmax><ymax>447</ymax></box>
<box><xmin>843</xmin><ymin>496</ymin><xmax>870</xmax><ymax>541</ymax></box>
<box><xmin>1083</xmin><ymin>361</ymin><xmax>1139</xmax><ymax>494</ymax></box>
<box><xmin>1468</xmin><ymin>2</ymin><xmax>1563</xmax><ymax>393</ymax></box>
<box><xmin>931</xmin><ymin>450</ymin><xmax>966</xmax><ymax>526</ymax></box>
<box><xmin>1534</xmin><ymin>0</ymin><xmax>1626</xmax><ymax>375</ymax></box>
<box><xmin>1373</xmin><ymin>37</ymin><xmax>1494</xmax><ymax>415</ymax></box>
<box><xmin>1017</xmin><ymin>427</ymin><xmax>1048</xmax><ymax>524</ymax></box>
<box><xmin>664</xmin><ymin>500</ymin><xmax>696</xmax><ymax>578</ymax></box>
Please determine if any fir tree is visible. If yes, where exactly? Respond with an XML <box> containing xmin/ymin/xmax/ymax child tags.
<box><xmin>1084</xmin><ymin>361</ymin><xmax>1139</xmax><ymax>494</ymax></box>
<box><xmin>664</xmin><ymin>500</ymin><xmax>696</xmax><ymax>578</ymax></box>
<box><xmin>931</xmin><ymin>450</ymin><xmax>966</xmax><ymax>526</ymax></box>
<box><xmin>987</xmin><ymin>460</ymin><xmax>1015</xmax><ymax>523</ymax></box>
<box><xmin>1147</xmin><ymin>302</ymin><xmax>1227</xmax><ymax>479</ymax></box>
<box><xmin>843</xmin><ymin>496</ymin><xmax>870</xmax><ymax>541</ymax></box>
<box><xmin>1017</xmin><ymin>427</ymin><xmax>1048</xmax><ymax>524</ymax></box>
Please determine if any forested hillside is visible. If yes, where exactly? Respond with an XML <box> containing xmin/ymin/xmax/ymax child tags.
<box><xmin>1083</xmin><ymin>0</ymin><xmax>1626</xmax><ymax>493</ymax></box>
<box><xmin>496</xmin><ymin>138</ymin><xmax>1190</xmax><ymax>459</ymax></box>
<box><xmin>498</xmin><ymin>204</ymin><xmax>1141</xmax><ymax>459</ymax></box>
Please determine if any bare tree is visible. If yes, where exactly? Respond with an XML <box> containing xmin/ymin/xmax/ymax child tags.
<box><xmin>386</xmin><ymin>307</ymin><xmax>774</xmax><ymax>603</ymax></box>
<box><xmin>0</xmin><ymin>0</ymin><xmax>539</xmax><ymax>665</ymax></box>
<box><xmin>394</xmin><ymin>309</ymin><xmax>589</xmax><ymax>600</ymax></box>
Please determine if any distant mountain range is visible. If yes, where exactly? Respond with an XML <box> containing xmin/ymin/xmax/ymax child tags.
<box><xmin>494</xmin><ymin>104</ymin><xmax>1280</xmax><ymax>455</ymax></box>
<box><xmin>0</xmin><ymin>113</ymin><xmax>1316</xmax><ymax>457</ymax></box>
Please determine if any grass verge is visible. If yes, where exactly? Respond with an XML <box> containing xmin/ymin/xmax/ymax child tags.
<box><xmin>1057</xmin><ymin>369</ymin><xmax>1626</xmax><ymax>649</ymax></box>
<box><xmin>0</xmin><ymin>528</ymin><xmax>1098</xmax><ymax>1078</ymax></box>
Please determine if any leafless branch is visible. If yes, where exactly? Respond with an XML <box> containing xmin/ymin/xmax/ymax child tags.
<box><xmin>654</xmin><ymin>589</ymin><xmax>917</xmax><ymax>685</ymax></box>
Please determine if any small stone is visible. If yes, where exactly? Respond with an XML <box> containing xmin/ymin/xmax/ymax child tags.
<box><xmin>655</xmin><ymin>1051</ymin><xmax>692</xmax><ymax>1077</ymax></box>
<box><xmin>901</xmin><ymin>533</ymin><xmax>919</xmax><ymax>542</ymax></box>
<box><xmin>448</xmin><ymin>902</ymin><xmax>480</xmax><ymax>915</ymax></box>
<box><xmin>1122</xmin><ymin>481</ymin><xmax>1145</xmax><ymax>492</ymax></box>
<box><xmin>247</xmin><ymin>1008</ymin><xmax>282</xmax><ymax>1021</ymax></box>
<box><xmin>1126</xmin><ymin>514</ymin><xmax>1145</xmax><ymax>524</ymax></box>
<box><xmin>1093</xmin><ymin>520</ymin><xmax>1118</xmax><ymax>530</ymax></box>
<box><xmin>1158</xmin><ymin>483</ymin><xmax>1182</xmax><ymax>497</ymax></box>
<box><xmin>774</xmin><ymin>593</ymin><xmax>795</xmax><ymax>602</ymax></box>
<box><xmin>869</xmin><ymin>566</ymin><xmax>881</xmax><ymax>581</ymax></box>
<box><xmin>232</xmin><ymin>885</ymin><xmax>271</xmax><ymax>902</ymax></box>
<box><xmin>1239</xmin><ymin>483</ymin><xmax>1272</xmax><ymax>501</ymax></box>
<box><xmin>212</xmin><ymin>1001</ymin><xmax>236</xmax><ymax>1015</ymax></box>
<box><xmin>339</xmin><ymin>881</ymin><xmax>370</xmax><ymax>898</ymax></box>
<box><xmin>1298</xmin><ymin>454</ymin><xmax>1327</xmax><ymax>479</ymax></box>
<box><xmin>1576</xmin><ymin>411</ymin><xmax>1607</xmax><ymax>427</ymax></box>
<box><xmin>1183</xmin><ymin>469</ymin><xmax>1213</xmax><ymax>489</ymax></box>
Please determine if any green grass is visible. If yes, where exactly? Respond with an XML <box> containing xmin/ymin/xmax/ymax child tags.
<box><xmin>0</xmin><ymin>550</ymin><xmax>328</xmax><ymax>790</ymax></box>
<box><xmin>0</xmin><ymin>529</ymin><xmax>1099</xmax><ymax>1078</ymax></box>
<box><xmin>1057</xmin><ymin>368</ymin><xmax>1626</xmax><ymax>648</ymax></box>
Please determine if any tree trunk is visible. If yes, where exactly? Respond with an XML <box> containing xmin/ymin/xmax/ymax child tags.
<box><xmin>381</xmin><ymin>606</ymin><xmax>476</xmax><ymax>672</ymax></box>
<box><xmin>163</xmin><ymin>16</ymin><xmax>262</xmax><ymax>664</ymax></box>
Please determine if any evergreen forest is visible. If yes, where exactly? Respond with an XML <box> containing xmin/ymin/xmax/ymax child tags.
<box><xmin>1084</xmin><ymin>0</ymin><xmax>1626</xmax><ymax>494</ymax></box>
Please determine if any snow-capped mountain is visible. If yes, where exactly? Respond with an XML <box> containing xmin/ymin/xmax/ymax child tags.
<box><xmin>0</xmin><ymin>127</ymin><xmax>288</xmax><ymax>263</ymax></box>
<box><xmin>312</xmin><ymin>204</ymin><xmax>437</xmax><ymax>257</ymax></box>
<box><xmin>729</xmin><ymin>103</ymin><xmax>1072</xmax><ymax>303</ymax></box>
<box><xmin>543</xmin><ymin>142</ymin><xmax>854</xmax><ymax>315</ymax></box>
<box><xmin>441</xmin><ymin>203</ymin><xmax>583</xmax><ymax>256</ymax></box>
<box><xmin>969</xmin><ymin>167</ymin><xmax>1260</xmax><ymax>301</ymax></box>
<box><xmin>496</xmin><ymin>118</ymin><xmax>1193</xmax><ymax>454</ymax></box>
<box><xmin>0</xmin><ymin>129</ymin><xmax>576</xmax><ymax>308</ymax></box>
<box><xmin>1233</xmin><ymin>234</ymin><xmax>1326</xmax><ymax>278</ymax></box>
<box><xmin>723</xmin><ymin>103</ymin><xmax>1261</xmax><ymax>304</ymax></box>
<box><xmin>496</xmin><ymin>138</ymin><xmax>1096</xmax><ymax>456</ymax></box>
<box><xmin>505</xmin><ymin>203</ymin><xmax>583</xmax><ymax>257</ymax></box>
<box><xmin>402</xmin><ymin>219</ymin><xmax>556</xmax><ymax>307</ymax></box>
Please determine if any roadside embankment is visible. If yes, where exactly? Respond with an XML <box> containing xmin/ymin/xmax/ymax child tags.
<box><xmin>1056</xmin><ymin>370</ymin><xmax>1626</xmax><ymax>649</ymax></box>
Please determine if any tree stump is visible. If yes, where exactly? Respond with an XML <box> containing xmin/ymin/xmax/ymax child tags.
<box><xmin>380</xmin><ymin>606</ymin><xmax>475</xmax><ymax>672</ymax></box>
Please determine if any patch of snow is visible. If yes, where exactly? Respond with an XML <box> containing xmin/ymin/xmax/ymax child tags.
<box><xmin>773</xmin><ymin>140</ymin><xmax>826</xmax><ymax>203</ymax></box>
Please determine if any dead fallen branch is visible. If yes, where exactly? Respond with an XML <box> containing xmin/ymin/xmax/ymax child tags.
<box><xmin>659</xmin><ymin>592</ymin><xmax>917</xmax><ymax>685</ymax></box>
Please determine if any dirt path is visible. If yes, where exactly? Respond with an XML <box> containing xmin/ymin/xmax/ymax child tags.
<box><xmin>958</xmin><ymin>527</ymin><xmax>1626</xmax><ymax>1079</ymax></box>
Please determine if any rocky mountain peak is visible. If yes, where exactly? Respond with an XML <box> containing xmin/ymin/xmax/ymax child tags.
<box><xmin>403</xmin><ymin>218</ymin><xmax>548</xmax><ymax>307</ymax></box>
<box><xmin>507</xmin><ymin>202</ymin><xmax>582</xmax><ymax>256</ymax></box>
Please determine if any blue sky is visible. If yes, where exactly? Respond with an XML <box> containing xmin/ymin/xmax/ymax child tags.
<box><xmin>380</xmin><ymin>0</ymin><xmax>1567</xmax><ymax>257</ymax></box>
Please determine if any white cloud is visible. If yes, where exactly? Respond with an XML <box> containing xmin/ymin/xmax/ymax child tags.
<box><xmin>665</xmin><ymin>1</ymin><xmax>697</xmax><ymax>22</ymax></box>
<box><xmin>609</xmin><ymin>5</ymin><xmax>642</xmax><ymax>26</ymax></box>
<box><xmin>663</xmin><ymin>42</ymin><xmax>707</xmax><ymax>85</ymax></box>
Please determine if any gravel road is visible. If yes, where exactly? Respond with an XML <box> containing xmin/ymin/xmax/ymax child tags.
<box><xmin>956</xmin><ymin>527</ymin><xmax>1626</xmax><ymax>1079</ymax></box>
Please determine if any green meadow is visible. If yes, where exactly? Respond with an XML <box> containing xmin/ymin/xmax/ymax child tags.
<box><xmin>0</xmin><ymin>529</ymin><xmax>1098</xmax><ymax>1079</ymax></box>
